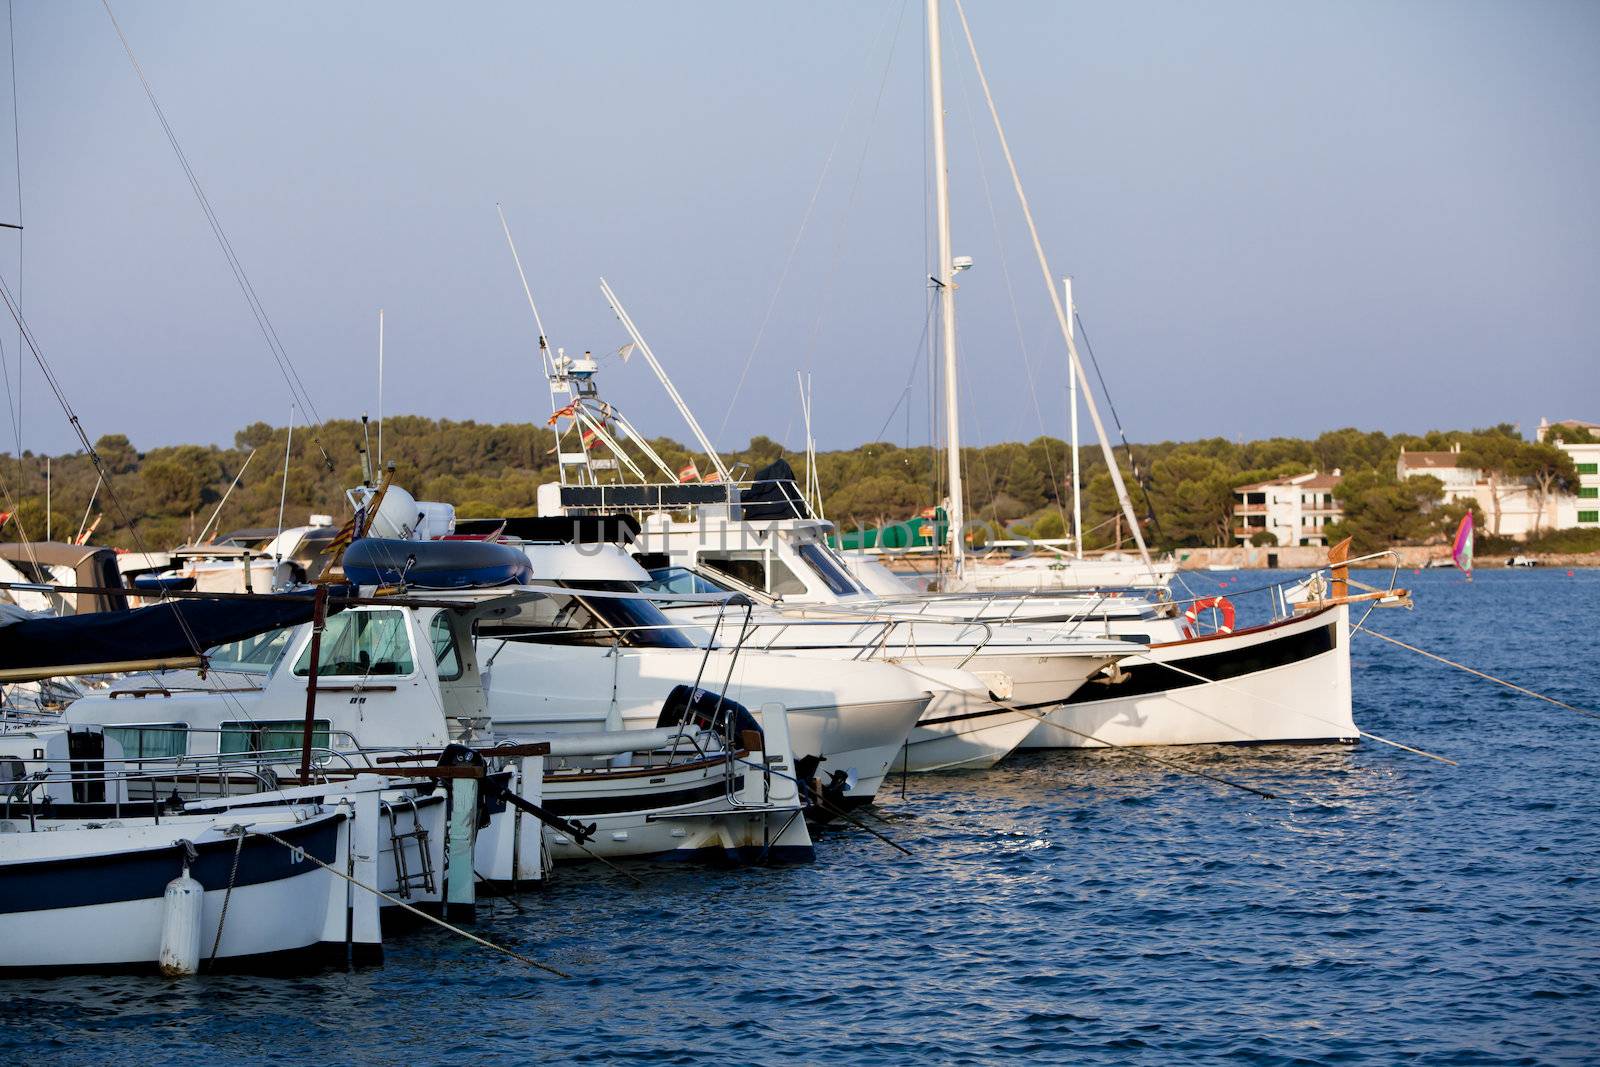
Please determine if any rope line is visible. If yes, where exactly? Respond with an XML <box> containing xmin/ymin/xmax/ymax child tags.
<box><xmin>1134</xmin><ymin>643</ymin><xmax>1458</xmax><ymax>766</ymax></box>
<box><xmin>719</xmin><ymin>0</ymin><xmax>906</xmax><ymax>443</ymax></box>
<box><xmin>250</xmin><ymin>826</ymin><xmax>569</xmax><ymax>978</ymax></box>
<box><xmin>100</xmin><ymin>1</ymin><xmax>333</xmax><ymax>471</ymax></box>
<box><xmin>206</xmin><ymin>827</ymin><xmax>246</xmax><ymax>971</ymax></box>
<box><xmin>1354</xmin><ymin>624</ymin><xmax>1600</xmax><ymax>723</ymax></box>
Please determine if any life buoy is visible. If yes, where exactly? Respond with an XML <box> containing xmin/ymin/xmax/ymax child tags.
<box><xmin>1182</xmin><ymin>596</ymin><xmax>1235</xmax><ymax>637</ymax></box>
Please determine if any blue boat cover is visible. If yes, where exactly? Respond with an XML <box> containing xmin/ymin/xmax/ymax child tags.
<box><xmin>342</xmin><ymin>538</ymin><xmax>532</xmax><ymax>589</ymax></box>
<box><xmin>0</xmin><ymin>596</ymin><xmax>338</xmax><ymax>672</ymax></box>
<box><xmin>740</xmin><ymin>458</ymin><xmax>811</xmax><ymax>521</ymax></box>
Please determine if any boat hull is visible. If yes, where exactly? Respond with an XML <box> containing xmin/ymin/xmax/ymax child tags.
<box><xmin>541</xmin><ymin>751</ymin><xmax>812</xmax><ymax>864</ymax></box>
<box><xmin>1018</xmin><ymin>604</ymin><xmax>1355</xmax><ymax>748</ymax></box>
<box><xmin>0</xmin><ymin>811</ymin><xmax>364</xmax><ymax>974</ymax></box>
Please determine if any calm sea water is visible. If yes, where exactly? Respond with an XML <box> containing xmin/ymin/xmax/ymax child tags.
<box><xmin>3</xmin><ymin>568</ymin><xmax>1597</xmax><ymax>1065</ymax></box>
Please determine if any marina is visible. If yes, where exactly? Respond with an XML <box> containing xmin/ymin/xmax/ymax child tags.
<box><xmin>0</xmin><ymin>1</ymin><xmax>1595</xmax><ymax>1063</ymax></box>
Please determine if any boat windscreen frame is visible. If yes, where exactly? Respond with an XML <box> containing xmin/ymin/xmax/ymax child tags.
<box><xmin>485</xmin><ymin>580</ymin><xmax>697</xmax><ymax>649</ymax></box>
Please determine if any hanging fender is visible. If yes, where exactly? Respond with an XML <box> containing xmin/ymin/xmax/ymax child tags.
<box><xmin>1183</xmin><ymin>596</ymin><xmax>1235</xmax><ymax>637</ymax></box>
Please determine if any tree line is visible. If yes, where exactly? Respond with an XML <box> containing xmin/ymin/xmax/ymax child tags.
<box><xmin>0</xmin><ymin>417</ymin><xmax>1585</xmax><ymax>555</ymax></box>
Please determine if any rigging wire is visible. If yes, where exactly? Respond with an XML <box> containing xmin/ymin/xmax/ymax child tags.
<box><xmin>1073</xmin><ymin>310</ymin><xmax>1165</xmax><ymax>544</ymax></box>
<box><xmin>718</xmin><ymin>0</ymin><xmax>906</xmax><ymax>444</ymax></box>
<box><xmin>4</xmin><ymin>0</ymin><xmax>18</xmax><ymax>502</ymax></box>
<box><xmin>99</xmin><ymin>1</ymin><xmax>334</xmax><ymax>472</ymax></box>
<box><xmin>951</xmin><ymin>41</ymin><xmax>1070</xmax><ymax>540</ymax></box>
<box><xmin>0</xmin><ymin>269</ymin><xmax>212</xmax><ymax>662</ymax></box>
<box><xmin>868</xmin><ymin>294</ymin><xmax>936</xmax><ymax>445</ymax></box>
<box><xmin>785</xmin><ymin>0</ymin><xmax>912</xmax><ymax>454</ymax></box>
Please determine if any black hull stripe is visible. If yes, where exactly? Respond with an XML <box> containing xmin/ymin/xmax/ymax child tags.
<box><xmin>0</xmin><ymin>812</ymin><xmax>343</xmax><ymax>915</ymax></box>
<box><xmin>542</xmin><ymin>776</ymin><xmax>744</xmax><ymax>817</ymax></box>
<box><xmin>1064</xmin><ymin>621</ymin><xmax>1338</xmax><ymax>705</ymax></box>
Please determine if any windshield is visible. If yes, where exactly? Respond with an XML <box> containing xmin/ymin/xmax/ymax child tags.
<box><xmin>796</xmin><ymin>542</ymin><xmax>863</xmax><ymax>596</ymax></box>
<box><xmin>640</xmin><ymin>567</ymin><xmax>728</xmax><ymax>596</ymax></box>
<box><xmin>486</xmin><ymin>582</ymin><xmax>695</xmax><ymax>649</ymax></box>
<box><xmin>205</xmin><ymin>627</ymin><xmax>295</xmax><ymax>675</ymax></box>
<box><xmin>294</xmin><ymin>609</ymin><xmax>415</xmax><ymax>677</ymax></box>
<box><xmin>699</xmin><ymin>550</ymin><xmax>806</xmax><ymax>597</ymax></box>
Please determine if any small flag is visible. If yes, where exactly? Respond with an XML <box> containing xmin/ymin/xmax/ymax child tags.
<box><xmin>546</xmin><ymin>402</ymin><xmax>578</xmax><ymax>427</ymax></box>
<box><xmin>1451</xmin><ymin>511</ymin><xmax>1474</xmax><ymax>577</ymax></box>
<box><xmin>617</xmin><ymin>342</ymin><xmax>635</xmax><ymax>364</ymax></box>
<box><xmin>581</xmin><ymin>427</ymin><xmax>601</xmax><ymax>448</ymax></box>
<box><xmin>0</xmin><ymin>511</ymin><xmax>10</xmax><ymax>531</ymax></box>
<box><xmin>678</xmin><ymin>461</ymin><xmax>700</xmax><ymax>484</ymax></box>
<box><xmin>323</xmin><ymin>508</ymin><xmax>364</xmax><ymax>555</ymax></box>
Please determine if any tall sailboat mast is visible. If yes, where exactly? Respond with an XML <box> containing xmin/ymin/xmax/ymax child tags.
<box><xmin>927</xmin><ymin>0</ymin><xmax>965</xmax><ymax>577</ymax></box>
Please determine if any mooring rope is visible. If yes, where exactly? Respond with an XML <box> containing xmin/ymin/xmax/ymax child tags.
<box><xmin>206</xmin><ymin>827</ymin><xmax>247</xmax><ymax>971</ymax></box>
<box><xmin>1353</xmin><ymin>625</ymin><xmax>1600</xmax><ymax>723</ymax></box>
<box><xmin>984</xmin><ymin>697</ymin><xmax>1282</xmax><ymax>801</ymax></box>
<box><xmin>1138</xmin><ymin>652</ymin><xmax>1459</xmax><ymax>766</ymax></box>
<box><xmin>250</xmin><ymin>827</ymin><xmax>569</xmax><ymax>978</ymax></box>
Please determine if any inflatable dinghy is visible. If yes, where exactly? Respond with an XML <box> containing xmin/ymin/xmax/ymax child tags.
<box><xmin>341</xmin><ymin>537</ymin><xmax>532</xmax><ymax>589</ymax></box>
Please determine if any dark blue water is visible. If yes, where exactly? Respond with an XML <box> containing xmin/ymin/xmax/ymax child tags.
<box><xmin>3</xmin><ymin>568</ymin><xmax>1597</xmax><ymax>1065</ymax></box>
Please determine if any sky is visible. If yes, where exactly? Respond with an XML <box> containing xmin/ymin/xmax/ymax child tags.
<box><xmin>0</xmin><ymin>0</ymin><xmax>1596</xmax><ymax>461</ymax></box>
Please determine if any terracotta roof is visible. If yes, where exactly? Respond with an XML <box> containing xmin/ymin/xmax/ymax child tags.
<box><xmin>1398</xmin><ymin>450</ymin><xmax>1462</xmax><ymax>469</ymax></box>
<box><xmin>1233</xmin><ymin>471</ymin><xmax>1341</xmax><ymax>493</ymax></box>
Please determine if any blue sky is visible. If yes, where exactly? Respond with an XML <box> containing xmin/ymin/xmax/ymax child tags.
<box><xmin>1</xmin><ymin>0</ymin><xmax>1596</xmax><ymax>460</ymax></box>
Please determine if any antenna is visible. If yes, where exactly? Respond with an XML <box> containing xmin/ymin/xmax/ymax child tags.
<box><xmin>599</xmin><ymin>278</ymin><xmax>731</xmax><ymax>483</ymax></box>
<box><xmin>275</xmin><ymin>404</ymin><xmax>294</xmax><ymax>568</ymax></box>
<box><xmin>195</xmin><ymin>448</ymin><xmax>257</xmax><ymax>545</ymax></box>
<box><xmin>376</xmin><ymin>308</ymin><xmax>384</xmax><ymax>468</ymax></box>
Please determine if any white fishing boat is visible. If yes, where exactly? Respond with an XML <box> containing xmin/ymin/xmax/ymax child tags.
<box><xmin>0</xmin><ymin>775</ymin><xmax>388</xmax><ymax>975</ymax></box>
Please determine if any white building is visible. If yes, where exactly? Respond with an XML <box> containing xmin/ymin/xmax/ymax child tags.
<box><xmin>1233</xmin><ymin>471</ymin><xmax>1343</xmax><ymax>547</ymax></box>
<box><xmin>1395</xmin><ymin>445</ymin><xmax>1547</xmax><ymax>539</ymax></box>
<box><xmin>1536</xmin><ymin>418</ymin><xmax>1600</xmax><ymax>530</ymax></box>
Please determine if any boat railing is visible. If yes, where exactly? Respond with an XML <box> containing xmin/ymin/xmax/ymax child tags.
<box><xmin>1</xmin><ymin>758</ymin><xmax>288</xmax><ymax>830</ymax></box>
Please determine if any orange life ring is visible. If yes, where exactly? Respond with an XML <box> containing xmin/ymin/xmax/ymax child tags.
<box><xmin>1183</xmin><ymin>596</ymin><xmax>1235</xmax><ymax>636</ymax></box>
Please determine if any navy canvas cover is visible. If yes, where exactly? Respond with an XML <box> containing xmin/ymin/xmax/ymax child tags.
<box><xmin>0</xmin><ymin>596</ymin><xmax>336</xmax><ymax>672</ymax></box>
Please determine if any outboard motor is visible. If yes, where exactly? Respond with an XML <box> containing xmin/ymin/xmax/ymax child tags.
<box><xmin>437</xmin><ymin>743</ymin><xmax>494</xmax><ymax>830</ymax></box>
<box><xmin>656</xmin><ymin>684</ymin><xmax>763</xmax><ymax>747</ymax></box>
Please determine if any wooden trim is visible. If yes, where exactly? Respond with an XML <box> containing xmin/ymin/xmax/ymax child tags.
<box><xmin>1150</xmin><ymin>602</ymin><xmax>1336</xmax><ymax>649</ymax></box>
<box><xmin>544</xmin><ymin>751</ymin><xmax>745</xmax><ymax>782</ymax></box>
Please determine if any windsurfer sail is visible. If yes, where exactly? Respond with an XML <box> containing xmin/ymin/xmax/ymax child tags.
<box><xmin>1451</xmin><ymin>512</ymin><xmax>1474</xmax><ymax>579</ymax></box>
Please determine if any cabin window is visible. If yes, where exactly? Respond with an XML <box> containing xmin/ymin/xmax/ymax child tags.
<box><xmin>103</xmin><ymin>723</ymin><xmax>187</xmax><ymax>761</ymax></box>
<box><xmin>796</xmin><ymin>543</ymin><xmax>860</xmax><ymax>596</ymax></box>
<box><xmin>221</xmin><ymin>719</ymin><xmax>330</xmax><ymax>759</ymax></box>
<box><xmin>206</xmin><ymin>627</ymin><xmax>295</xmax><ymax>674</ymax></box>
<box><xmin>294</xmin><ymin>609</ymin><xmax>414</xmax><ymax>677</ymax></box>
<box><xmin>430</xmin><ymin>613</ymin><xmax>463</xmax><ymax>680</ymax></box>
<box><xmin>700</xmin><ymin>551</ymin><xmax>805</xmax><ymax>596</ymax></box>
<box><xmin>639</xmin><ymin>566</ymin><xmax>726</xmax><ymax>596</ymax></box>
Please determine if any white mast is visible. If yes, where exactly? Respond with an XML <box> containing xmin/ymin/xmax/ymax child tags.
<box><xmin>600</xmin><ymin>277</ymin><xmax>732</xmax><ymax>484</ymax></box>
<box><xmin>1063</xmin><ymin>277</ymin><xmax>1082</xmax><ymax>558</ymax></box>
<box><xmin>928</xmin><ymin>0</ymin><xmax>964</xmax><ymax>576</ymax></box>
<box><xmin>952</xmin><ymin>0</ymin><xmax>1152</xmax><ymax>569</ymax></box>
